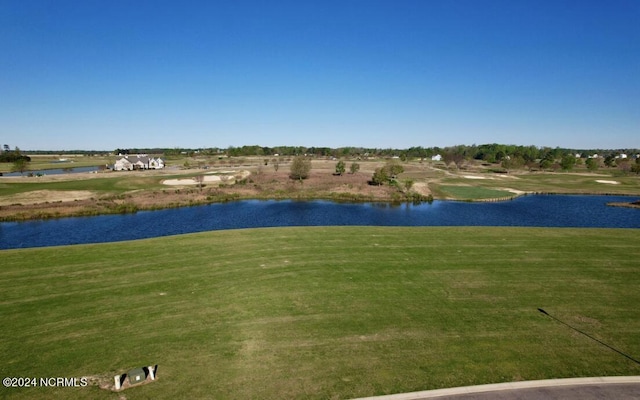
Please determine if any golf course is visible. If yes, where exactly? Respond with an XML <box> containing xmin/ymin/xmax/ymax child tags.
<box><xmin>1</xmin><ymin>226</ymin><xmax>639</xmax><ymax>399</ymax></box>
<box><xmin>4</xmin><ymin>0</ymin><xmax>640</xmax><ymax>398</ymax></box>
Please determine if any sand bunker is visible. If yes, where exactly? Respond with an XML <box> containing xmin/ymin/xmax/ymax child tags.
<box><xmin>595</xmin><ymin>180</ymin><xmax>620</xmax><ymax>185</ymax></box>
<box><xmin>163</xmin><ymin>176</ymin><xmax>218</xmax><ymax>186</ymax></box>
<box><xmin>498</xmin><ymin>188</ymin><xmax>526</xmax><ymax>195</ymax></box>
<box><xmin>163</xmin><ymin>170</ymin><xmax>250</xmax><ymax>186</ymax></box>
<box><xmin>463</xmin><ymin>175</ymin><xmax>487</xmax><ymax>180</ymax></box>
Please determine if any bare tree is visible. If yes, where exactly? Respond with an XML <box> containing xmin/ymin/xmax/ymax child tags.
<box><xmin>194</xmin><ymin>175</ymin><xmax>205</xmax><ymax>191</ymax></box>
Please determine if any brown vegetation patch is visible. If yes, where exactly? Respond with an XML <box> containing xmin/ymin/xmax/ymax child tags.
<box><xmin>0</xmin><ymin>190</ymin><xmax>96</xmax><ymax>206</ymax></box>
<box><xmin>412</xmin><ymin>182</ymin><xmax>432</xmax><ymax>196</ymax></box>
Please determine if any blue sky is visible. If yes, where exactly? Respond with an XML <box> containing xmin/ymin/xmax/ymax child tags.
<box><xmin>1</xmin><ymin>0</ymin><xmax>638</xmax><ymax>151</ymax></box>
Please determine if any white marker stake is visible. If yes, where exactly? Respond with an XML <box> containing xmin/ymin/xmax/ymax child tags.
<box><xmin>148</xmin><ymin>366</ymin><xmax>155</xmax><ymax>380</ymax></box>
<box><xmin>114</xmin><ymin>375</ymin><xmax>121</xmax><ymax>390</ymax></box>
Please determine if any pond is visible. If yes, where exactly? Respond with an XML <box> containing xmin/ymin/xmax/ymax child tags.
<box><xmin>0</xmin><ymin>195</ymin><xmax>638</xmax><ymax>250</ymax></box>
<box><xmin>1</xmin><ymin>165</ymin><xmax>100</xmax><ymax>177</ymax></box>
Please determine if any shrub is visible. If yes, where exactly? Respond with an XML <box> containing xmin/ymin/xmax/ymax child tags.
<box><xmin>289</xmin><ymin>157</ymin><xmax>311</xmax><ymax>181</ymax></box>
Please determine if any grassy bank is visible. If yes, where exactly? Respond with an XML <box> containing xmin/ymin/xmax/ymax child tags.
<box><xmin>1</xmin><ymin>227</ymin><xmax>639</xmax><ymax>399</ymax></box>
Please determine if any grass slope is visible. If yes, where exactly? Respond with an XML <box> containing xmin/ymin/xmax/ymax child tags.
<box><xmin>1</xmin><ymin>227</ymin><xmax>639</xmax><ymax>399</ymax></box>
<box><xmin>439</xmin><ymin>185</ymin><xmax>514</xmax><ymax>200</ymax></box>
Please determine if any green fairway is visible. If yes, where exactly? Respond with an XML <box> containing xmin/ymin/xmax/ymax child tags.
<box><xmin>1</xmin><ymin>227</ymin><xmax>639</xmax><ymax>399</ymax></box>
<box><xmin>435</xmin><ymin>172</ymin><xmax>640</xmax><ymax>197</ymax></box>
<box><xmin>0</xmin><ymin>175</ymin><xmax>167</xmax><ymax>196</ymax></box>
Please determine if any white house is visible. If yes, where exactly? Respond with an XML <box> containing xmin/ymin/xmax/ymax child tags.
<box><xmin>431</xmin><ymin>154</ymin><xmax>442</xmax><ymax>162</ymax></box>
<box><xmin>114</xmin><ymin>155</ymin><xmax>165</xmax><ymax>171</ymax></box>
<box><xmin>149</xmin><ymin>157</ymin><xmax>165</xmax><ymax>169</ymax></box>
<box><xmin>114</xmin><ymin>156</ymin><xmax>134</xmax><ymax>171</ymax></box>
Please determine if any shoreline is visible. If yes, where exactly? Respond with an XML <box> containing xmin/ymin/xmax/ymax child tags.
<box><xmin>607</xmin><ymin>201</ymin><xmax>640</xmax><ymax>209</ymax></box>
<box><xmin>1</xmin><ymin>190</ymin><xmax>639</xmax><ymax>222</ymax></box>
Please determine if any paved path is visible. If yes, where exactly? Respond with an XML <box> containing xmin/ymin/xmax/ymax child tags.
<box><xmin>352</xmin><ymin>377</ymin><xmax>640</xmax><ymax>400</ymax></box>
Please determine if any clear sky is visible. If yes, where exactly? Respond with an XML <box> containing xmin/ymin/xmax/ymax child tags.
<box><xmin>1</xmin><ymin>0</ymin><xmax>638</xmax><ymax>151</ymax></box>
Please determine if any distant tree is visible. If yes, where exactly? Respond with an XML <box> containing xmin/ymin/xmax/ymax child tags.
<box><xmin>442</xmin><ymin>152</ymin><xmax>455</xmax><ymax>168</ymax></box>
<box><xmin>604</xmin><ymin>155</ymin><xmax>616</xmax><ymax>168</ymax></box>
<box><xmin>501</xmin><ymin>156</ymin><xmax>524</xmax><ymax>172</ymax></box>
<box><xmin>631</xmin><ymin>163</ymin><xmax>640</xmax><ymax>175</ymax></box>
<box><xmin>617</xmin><ymin>160</ymin><xmax>631</xmax><ymax>175</ymax></box>
<box><xmin>11</xmin><ymin>158</ymin><xmax>29</xmax><ymax>175</ymax></box>
<box><xmin>437</xmin><ymin>147</ymin><xmax>467</xmax><ymax>168</ymax></box>
<box><xmin>370</xmin><ymin>162</ymin><xmax>404</xmax><ymax>185</ymax></box>
<box><xmin>452</xmin><ymin>153</ymin><xmax>465</xmax><ymax>169</ymax></box>
<box><xmin>585</xmin><ymin>158</ymin><xmax>598</xmax><ymax>171</ymax></box>
<box><xmin>349</xmin><ymin>162</ymin><xmax>360</xmax><ymax>174</ymax></box>
<box><xmin>525</xmin><ymin>160</ymin><xmax>538</xmax><ymax>172</ymax></box>
<box><xmin>335</xmin><ymin>160</ymin><xmax>346</xmax><ymax>176</ymax></box>
<box><xmin>539</xmin><ymin>159</ymin><xmax>552</xmax><ymax>170</ymax></box>
<box><xmin>540</xmin><ymin>151</ymin><xmax>556</xmax><ymax>165</ymax></box>
<box><xmin>560</xmin><ymin>154</ymin><xmax>576</xmax><ymax>171</ymax></box>
<box><xmin>289</xmin><ymin>156</ymin><xmax>311</xmax><ymax>181</ymax></box>
<box><xmin>514</xmin><ymin>155</ymin><xmax>524</xmax><ymax>168</ymax></box>
<box><xmin>371</xmin><ymin>167</ymin><xmax>388</xmax><ymax>186</ymax></box>
<box><xmin>0</xmin><ymin>148</ymin><xmax>31</xmax><ymax>163</ymax></box>
<box><xmin>385</xmin><ymin>162</ymin><xmax>404</xmax><ymax>179</ymax></box>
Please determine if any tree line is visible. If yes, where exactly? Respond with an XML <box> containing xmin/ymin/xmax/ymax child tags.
<box><xmin>14</xmin><ymin>144</ymin><xmax>639</xmax><ymax>161</ymax></box>
<box><xmin>0</xmin><ymin>146</ymin><xmax>31</xmax><ymax>163</ymax></box>
<box><xmin>173</xmin><ymin>144</ymin><xmax>639</xmax><ymax>162</ymax></box>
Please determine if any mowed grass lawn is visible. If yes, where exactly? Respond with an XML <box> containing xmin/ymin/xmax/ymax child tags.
<box><xmin>1</xmin><ymin>227</ymin><xmax>639</xmax><ymax>399</ymax></box>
